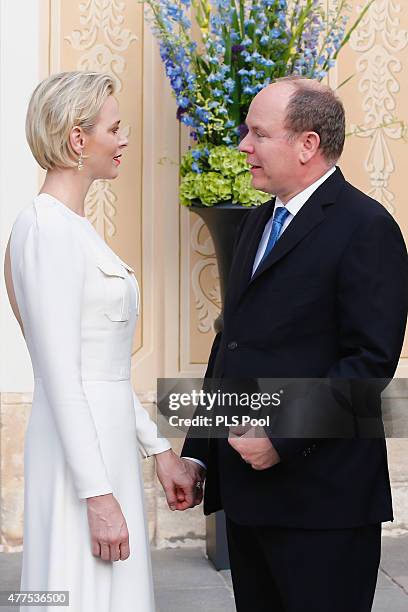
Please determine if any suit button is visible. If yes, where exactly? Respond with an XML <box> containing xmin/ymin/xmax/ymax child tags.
<box><xmin>227</xmin><ymin>341</ymin><xmax>238</xmax><ymax>350</ymax></box>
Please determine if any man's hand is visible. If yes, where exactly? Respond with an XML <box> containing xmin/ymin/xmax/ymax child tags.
<box><xmin>155</xmin><ymin>450</ymin><xmax>204</xmax><ymax>511</ymax></box>
<box><xmin>228</xmin><ymin>426</ymin><xmax>280</xmax><ymax>470</ymax></box>
<box><xmin>180</xmin><ymin>458</ymin><xmax>206</xmax><ymax>507</ymax></box>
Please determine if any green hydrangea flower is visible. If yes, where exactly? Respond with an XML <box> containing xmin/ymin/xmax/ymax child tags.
<box><xmin>180</xmin><ymin>151</ymin><xmax>195</xmax><ymax>177</ymax></box>
<box><xmin>208</xmin><ymin>146</ymin><xmax>248</xmax><ymax>177</ymax></box>
<box><xmin>180</xmin><ymin>144</ymin><xmax>270</xmax><ymax>207</ymax></box>
<box><xmin>180</xmin><ymin>144</ymin><xmax>210</xmax><ymax>177</ymax></box>
<box><xmin>232</xmin><ymin>172</ymin><xmax>271</xmax><ymax>206</ymax></box>
<box><xmin>180</xmin><ymin>172</ymin><xmax>200</xmax><ymax>206</ymax></box>
<box><xmin>195</xmin><ymin>172</ymin><xmax>232</xmax><ymax>206</ymax></box>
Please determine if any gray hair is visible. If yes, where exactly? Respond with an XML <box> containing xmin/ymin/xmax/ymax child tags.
<box><xmin>274</xmin><ymin>75</ymin><xmax>345</xmax><ymax>165</ymax></box>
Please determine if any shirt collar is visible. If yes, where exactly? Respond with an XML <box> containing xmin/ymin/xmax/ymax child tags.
<box><xmin>275</xmin><ymin>166</ymin><xmax>336</xmax><ymax>216</ymax></box>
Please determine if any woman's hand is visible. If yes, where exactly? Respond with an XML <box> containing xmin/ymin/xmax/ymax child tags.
<box><xmin>155</xmin><ymin>449</ymin><xmax>200</xmax><ymax>511</ymax></box>
<box><xmin>86</xmin><ymin>493</ymin><xmax>130</xmax><ymax>562</ymax></box>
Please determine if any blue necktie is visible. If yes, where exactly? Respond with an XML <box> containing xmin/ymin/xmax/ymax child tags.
<box><xmin>258</xmin><ymin>206</ymin><xmax>291</xmax><ymax>267</ymax></box>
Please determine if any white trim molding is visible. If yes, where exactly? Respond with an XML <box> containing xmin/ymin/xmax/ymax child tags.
<box><xmin>0</xmin><ymin>0</ymin><xmax>42</xmax><ymax>392</ymax></box>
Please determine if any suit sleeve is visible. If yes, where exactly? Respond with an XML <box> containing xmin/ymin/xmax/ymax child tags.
<box><xmin>132</xmin><ymin>389</ymin><xmax>171</xmax><ymax>457</ymax></box>
<box><xmin>18</xmin><ymin>212</ymin><xmax>113</xmax><ymax>499</ymax></box>
<box><xmin>204</xmin><ymin>331</ymin><xmax>222</xmax><ymax>379</ymax></box>
<box><xmin>327</xmin><ymin>214</ymin><xmax>408</xmax><ymax>379</ymax></box>
<box><xmin>269</xmin><ymin>213</ymin><xmax>408</xmax><ymax>461</ymax></box>
<box><xmin>181</xmin><ymin>331</ymin><xmax>222</xmax><ymax>466</ymax></box>
<box><xmin>181</xmin><ymin>210</ymin><xmax>252</xmax><ymax>463</ymax></box>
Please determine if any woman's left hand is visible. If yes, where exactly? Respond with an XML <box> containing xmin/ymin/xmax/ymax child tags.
<box><xmin>155</xmin><ymin>449</ymin><xmax>197</xmax><ymax>511</ymax></box>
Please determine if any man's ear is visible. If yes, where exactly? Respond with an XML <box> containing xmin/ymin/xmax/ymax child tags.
<box><xmin>299</xmin><ymin>131</ymin><xmax>320</xmax><ymax>164</ymax></box>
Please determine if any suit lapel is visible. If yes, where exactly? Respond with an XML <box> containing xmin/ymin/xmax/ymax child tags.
<box><xmin>236</xmin><ymin>167</ymin><xmax>346</xmax><ymax>297</ymax></box>
<box><xmin>231</xmin><ymin>197</ymin><xmax>276</xmax><ymax>302</ymax></box>
<box><xmin>250</xmin><ymin>195</ymin><xmax>326</xmax><ymax>283</ymax></box>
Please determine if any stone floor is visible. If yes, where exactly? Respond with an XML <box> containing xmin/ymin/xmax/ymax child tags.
<box><xmin>0</xmin><ymin>536</ymin><xmax>406</xmax><ymax>611</ymax></box>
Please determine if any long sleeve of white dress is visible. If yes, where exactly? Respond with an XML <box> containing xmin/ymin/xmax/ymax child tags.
<box><xmin>18</xmin><ymin>210</ymin><xmax>113</xmax><ymax>499</ymax></box>
<box><xmin>132</xmin><ymin>390</ymin><xmax>171</xmax><ymax>458</ymax></box>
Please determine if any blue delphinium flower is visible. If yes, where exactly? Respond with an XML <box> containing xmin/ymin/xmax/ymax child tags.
<box><xmin>145</xmin><ymin>0</ymin><xmax>368</xmax><ymax>146</ymax></box>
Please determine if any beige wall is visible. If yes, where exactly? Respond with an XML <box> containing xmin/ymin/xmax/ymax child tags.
<box><xmin>1</xmin><ymin>0</ymin><xmax>408</xmax><ymax>551</ymax></box>
<box><xmin>339</xmin><ymin>0</ymin><xmax>408</xmax><ymax>363</ymax></box>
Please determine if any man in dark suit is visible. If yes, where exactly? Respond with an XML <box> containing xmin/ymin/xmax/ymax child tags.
<box><xmin>180</xmin><ymin>76</ymin><xmax>408</xmax><ymax>611</ymax></box>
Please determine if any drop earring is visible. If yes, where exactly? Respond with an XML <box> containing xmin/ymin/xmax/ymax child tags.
<box><xmin>77</xmin><ymin>150</ymin><xmax>84</xmax><ymax>171</ymax></box>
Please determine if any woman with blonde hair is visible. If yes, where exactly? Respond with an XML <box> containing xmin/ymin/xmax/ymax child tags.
<box><xmin>4</xmin><ymin>71</ymin><xmax>202</xmax><ymax>611</ymax></box>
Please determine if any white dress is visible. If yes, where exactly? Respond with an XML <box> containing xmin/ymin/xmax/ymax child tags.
<box><xmin>9</xmin><ymin>193</ymin><xmax>171</xmax><ymax>611</ymax></box>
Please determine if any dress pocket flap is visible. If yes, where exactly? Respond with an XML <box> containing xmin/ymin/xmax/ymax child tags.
<box><xmin>97</xmin><ymin>260</ymin><xmax>127</xmax><ymax>278</ymax></box>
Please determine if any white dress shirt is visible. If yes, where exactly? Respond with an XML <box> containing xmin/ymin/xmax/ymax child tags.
<box><xmin>184</xmin><ymin>166</ymin><xmax>336</xmax><ymax>471</ymax></box>
<box><xmin>252</xmin><ymin>166</ymin><xmax>336</xmax><ymax>275</ymax></box>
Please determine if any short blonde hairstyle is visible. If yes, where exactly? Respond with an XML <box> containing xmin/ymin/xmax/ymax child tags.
<box><xmin>25</xmin><ymin>71</ymin><xmax>116</xmax><ymax>170</ymax></box>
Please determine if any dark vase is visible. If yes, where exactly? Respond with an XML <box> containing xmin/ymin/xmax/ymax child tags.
<box><xmin>189</xmin><ymin>201</ymin><xmax>257</xmax><ymax>570</ymax></box>
<box><xmin>189</xmin><ymin>202</ymin><xmax>256</xmax><ymax>333</ymax></box>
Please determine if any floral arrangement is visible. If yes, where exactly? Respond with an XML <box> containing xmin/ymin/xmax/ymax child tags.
<box><xmin>179</xmin><ymin>144</ymin><xmax>271</xmax><ymax>206</ymax></box>
<box><xmin>144</xmin><ymin>0</ymin><xmax>374</xmax><ymax>207</ymax></box>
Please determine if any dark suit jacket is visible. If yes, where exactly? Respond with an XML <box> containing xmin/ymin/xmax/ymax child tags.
<box><xmin>182</xmin><ymin>167</ymin><xmax>408</xmax><ymax>528</ymax></box>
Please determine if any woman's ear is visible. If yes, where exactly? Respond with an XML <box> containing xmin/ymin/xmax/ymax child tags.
<box><xmin>69</xmin><ymin>126</ymin><xmax>85</xmax><ymax>156</ymax></box>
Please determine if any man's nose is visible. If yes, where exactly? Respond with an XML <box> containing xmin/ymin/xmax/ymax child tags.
<box><xmin>239</xmin><ymin>136</ymin><xmax>253</xmax><ymax>153</ymax></box>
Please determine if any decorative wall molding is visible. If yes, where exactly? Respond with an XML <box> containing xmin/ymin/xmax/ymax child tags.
<box><xmin>349</xmin><ymin>0</ymin><xmax>408</xmax><ymax>213</ymax></box>
<box><xmin>190</xmin><ymin>217</ymin><xmax>220</xmax><ymax>334</ymax></box>
<box><xmin>64</xmin><ymin>0</ymin><xmax>137</xmax><ymax>239</ymax></box>
<box><xmin>85</xmin><ymin>180</ymin><xmax>118</xmax><ymax>237</ymax></box>
<box><xmin>64</xmin><ymin>0</ymin><xmax>137</xmax><ymax>92</ymax></box>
